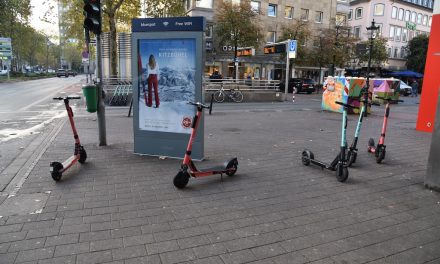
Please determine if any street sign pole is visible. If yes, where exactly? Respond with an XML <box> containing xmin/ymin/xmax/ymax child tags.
<box><xmin>285</xmin><ymin>39</ymin><xmax>290</xmax><ymax>100</ymax></box>
<box><xmin>96</xmin><ymin>33</ymin><xmax>107</xmax><ymax>146</ymax></box>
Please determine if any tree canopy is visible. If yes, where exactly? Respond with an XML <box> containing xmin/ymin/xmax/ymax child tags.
<box><xmin>356</xmin><ymin>37</ymin><xmax>388</xmax><ymax>67</ymax></box>
<box><xmin>144</xmin><ymin>0</ymin><xmax>186</xmax><ymax>18</ymax></box>
<box><xmin>405</xmin><ymin>34</ymin><xmax>429</xmax><ymax>74</ymax></box>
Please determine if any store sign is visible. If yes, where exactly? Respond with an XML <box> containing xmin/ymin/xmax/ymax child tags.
<box><xmin>237</xmin><ymin>47</ymin><xmax>255</xmax><ymax>57</ymax></box>
<box><xmin>406</xmin><ymin>22</ymin><xmax>417</xmax><ymax>30</ymax></box>
<box><xmin>264</xmin><ymin>43</ymin><xmax>285</xmax><ymax>54</ymax></box>
<box><xmin>0</xmin><ymin>38</ymin><xmax>12</xmax><ymax>60</ymax></box>
<box><xmin>288</xmin><ymin>40</ymin><xmax>297</xmax><ymax>59</ymax></box>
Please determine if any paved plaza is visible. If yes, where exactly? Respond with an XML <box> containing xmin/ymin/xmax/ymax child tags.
<box><xmin>0</xmin><ymin>92</ymin><xmax>439</xmax><ymax>264</ymax></box>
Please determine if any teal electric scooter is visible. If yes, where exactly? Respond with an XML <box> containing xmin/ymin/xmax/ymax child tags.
<box><xmin>346</xmin><ymin>87</ymin><xmax>368</xmax><ymax>167</ymax></box>
<box><xmin>302</xmin><ymin>101</ymin><xmax>357</xmax><ymax>182</ymax></box>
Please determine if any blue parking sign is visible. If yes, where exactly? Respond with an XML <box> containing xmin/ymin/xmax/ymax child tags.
<box><xmin>289</xmin><ymin>40</ymin><xmax>297</xmax><ymax>52</ymax></box>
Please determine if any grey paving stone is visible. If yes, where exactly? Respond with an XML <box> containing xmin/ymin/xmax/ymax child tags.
<box><xmin>122</xmin><ymin>254</ymin><xmax>162</xmax><ymax>264</ymax></box>
<box><xmin>79</xmin><ymin>230</ymin><xmax>112</xmax><ymax>242</ymax></box>
<box><xmin>111</xmin><ymin>227</ymin><xmax>141</xmax><ymax>239</ymax></box>
<box><xmin>146</xmin><ymin>240</ymin><xmax>179</xmax><ymax>255</ymax></box>
<box><xmin>76</xmin><ymin>250</ymin><xmax>113</xmax><ymax>264</ymax></box>
<box><xmin>220</xmin><ymin>249</ymin><xmax>258</xmax><ymax>264</ymax></box>
<box><xmin>193</xmin><ymin>243</ymin><xmax>228</xmax><ymax>259</ymax></box>
<box><xmin>0</xmin><ymin>231</ymin><xmax>27</xmax><ymax>243</ymax></box>
<box><xmin>0</xmin><ymin>252</ymin><xmax>18</xmax><ymax>263</ymax></box>
<box><xmin>15</xmin><ymin>247</ymin><xmax>54</xmax><ymax>263</ymax></box>
<box><xmin>159</xmin><ymin>248</ymin><xmax>196</xmax><ymax>264</ymax></box>
<box><xmin>112</xmin><ymin>245</ymin><xmax>147</xmax><ymax>260</ymax></box>
<box><xmin>123</xmin><ymin>234</ymin><xmax>154</xmax><ymax>247</ymax></box>
<box><xmin>8</xmin><ymin>237</ymin><xmax>45</xmax><ymax>252</ymax></box>
<box><xmin>59</xmin><ymin>223</ymin><xmax>90</xmax><ymax>235</ymax></box>
<box><xmin>37</xmin><ymin>255</ymin><xmax>76</xmax><ymax>264</ymax></box>
<box><xmin>177</xmin><ymin>235</ymin><xmax>210</xmax><ymax>249</ymax></box>
<box><xmin>0</xmin><ymin>242</ymin><xmax>10</xmax><ymax>253</ymax></box>
<box><xmin>45</xmin><ymin>234</ymin><xmax>79</xmax><ymax>247</ymax></box>
<box><xmin>90</xmin><ymin>238</ymin><xmax>123</xmax><ymax>252</ymax></box>
<box><xmin>26</xmin><ymin>227</ymin><xmax>60</xmax><ymax>239</ymax></box>
<box><xmin>0</xmin><ymin>224</ymin><xmax>23</xmax><ymax>234</ymax></box>
<box><xmin>53</xmin><ymin>242</ymin><xmax>89</xmax><ymax>257</ymax></box>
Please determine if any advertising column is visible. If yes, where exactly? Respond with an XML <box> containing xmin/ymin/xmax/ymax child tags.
<box><xmin>131</xmin><ymin>17</ymin><xmax>205</xmax><ymax>159</ymax></box>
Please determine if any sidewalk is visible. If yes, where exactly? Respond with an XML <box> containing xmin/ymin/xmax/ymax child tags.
<box><xmin>0</xmin><ymin>96</ymin><xmax>439</xmax><ymax>264</ymax></box>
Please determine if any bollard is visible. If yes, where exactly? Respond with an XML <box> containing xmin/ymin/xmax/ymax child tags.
<box><xmin>425</xmin><ymin>91</ymin><xmax>440</xmax><ymax>191</ymax></box>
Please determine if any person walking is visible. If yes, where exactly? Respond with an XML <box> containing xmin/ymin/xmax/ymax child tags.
<box><xmin>146</xmin><ymin>54</ymin><xmax>160</xmax><ymax>108</ymax></box>
<box><xmin>411</xmin><ymin>79</ymin><xmax>419</xmax><ymax>97</ymax></box>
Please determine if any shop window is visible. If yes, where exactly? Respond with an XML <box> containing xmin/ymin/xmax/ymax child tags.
<box><xmin>285</xmin><ymin>6</ymin><xmax>293</xmax><ymax>19</ymax></box>
<box><xmin>402</xmin><ymin>28</ymin><xmax>408</xmax><ymax>42</ymax></box>
<box><xmin>251</xmin><ymin>1</ymin><xmax>261</xmax><ymax>14</ymax></box>
<box><xmin>266</xmin><ymin>31</ymin><xmax>276</xmax><ymax>43</ymax></box>
<box><xmin>417</xmin><ymin>13</ymin><xmax>422</xmax><ymax>24</ymax></box>
<box><xmin>301</xmin><ymin>8</ymin><xmax>309</xmax><ymax>21</ymax></box>
<box><xmin>195</xmin><ymin>0</ymin><xmax>212</xmax><ymax>8</ymax></box>
<box><xmin>388</xmin><ymin>47</ymin><xmax>392</xmax><ymax>58</ymax></box>
<box><xmin>395</xmin><ymin>27</ymin><xmax>401</xmax><ymax>41</ymax></box>
<box><xmin>355</xmin><ymin>7</ymin><xmax>363</xmax><ymax>19</ymax></box>
<box><xmin>411</xmin><ymin>12</ymin><xmax>417</xmax><ymax>23</ymax></box>
<box><xmin>205</xmin><ymin>25</ymin><xmax>213</xmax><ymax>38</ymax></box>
<box><xmin>268</xmin><ymin>4</ymin><xmax>277</xmax><ymax>17</ymax></box>
<box><xmin>348</xmin><ymin>9</ymin><xmax>352</xmax><ymax>20</ymax></box>
<box><xmin>428</xmin><ymin>16</ymin><xmax>432</xmax><ymax>27</ymax></box>
<box><xmin>336</xmin><ymin>14</ymin><xmax>346</xmax><ymax>26</ymax></box>
<box><xmin>374</xmin><ymin>4</ymin><xmax>384</xmax><ymax>16</ymax></box>
<box><xmin>394</xmin><ymin>48</ymin><xmax>398</xmax><ymax>58</ymax></box>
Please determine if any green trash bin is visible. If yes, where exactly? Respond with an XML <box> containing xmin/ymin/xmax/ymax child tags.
<box><xmin>82</xmin><ymin>85</ymin><xmax>98</xmax><ymax>113</ymax></box>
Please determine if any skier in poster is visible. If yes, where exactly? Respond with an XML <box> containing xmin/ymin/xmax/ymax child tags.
<box><xmin>146</xmin><ymin>54</ymin><xmax>160</xmax><ymax>108</ymax></box>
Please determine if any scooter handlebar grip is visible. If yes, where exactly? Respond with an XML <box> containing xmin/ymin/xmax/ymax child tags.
<box><xmin>66</xmin><ymin>96</ymin><xmax>81</xmax><ymax>100</ymax></box>
<box><xmin>187</xmin><ymin>101</ymin><xmax>210</xmax><ymax>109</ymax></box>
<box><xmin>53</xmin><ymin>97</ymin><xmax>63</xmax><ymax>100</ymax></box>
<box><xmin>335</xmin><ymin>101</ymin><xmax>358</xmax><ymax>109</ymax></box>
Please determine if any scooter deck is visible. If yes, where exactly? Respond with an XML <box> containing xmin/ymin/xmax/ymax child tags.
<box><xmin>197</xmin><ymin>165</ymin><xmax>226</xmax><ymax>172</ymax></box>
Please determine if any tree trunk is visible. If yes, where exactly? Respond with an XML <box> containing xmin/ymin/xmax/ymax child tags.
<box><xmin>108</xmin><ymin>13</ymin><xmax>118</xmax><ymax>78</ymax></box>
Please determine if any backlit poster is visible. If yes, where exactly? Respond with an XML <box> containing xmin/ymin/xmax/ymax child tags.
<box><xmin>138</xmin><ymin>38</ymin><xmax>196</xmax><ymax>134</ymax></box>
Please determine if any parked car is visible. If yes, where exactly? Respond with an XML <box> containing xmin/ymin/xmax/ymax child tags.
<box><xmin>57</xmin><ymin>69</ymin><xmax>68</xmax><ymax>77</ymax></box>
<box><xmin>68</xmin><ymin>70</ymin><xmax>77</xmax><ymax>77</ymax></box>
<box><xmin>278</xmin><ymin>78</ymin><xmax>316</xmax><ymax>94</ymax></box>
<box><xmin>0</xmin><ymin>69</ymin><xmax>7</xmax><ymax>76</ymax></box>
<box><xmin>399</xmin><ymin>80</ymin><xmax>412</xmax><ymax>96</ymax></box>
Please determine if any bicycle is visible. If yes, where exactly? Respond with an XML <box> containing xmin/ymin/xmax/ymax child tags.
<box><xmin>213</xmin><ymin>84</ymin><xmax>244</xmax><ymax>103</ymax></box>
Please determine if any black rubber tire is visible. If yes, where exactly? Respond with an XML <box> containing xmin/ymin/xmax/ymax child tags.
<box><xmin>173</xmin><ymin>171</ymin><xmax>190</xmax><ymax>189</ymax></box>
<box><xmin>336</xmin><ymin>164</ymin><xmax>349</xmax><ymax>182</ymax></box>
<box><xmin>302</xmin><ymin>150</ymin><xmax>314</xmax><ymax>166</ymax></box>
<box><xmin>376</xmin><ymin>147</ymin><xmax>386</xmax><ymax>164</ymax></box>
<box><xmin>232</xmin><ymin>91</ymin><xmax>244</xmax><ymax>103</ymax></box>
<box><xmin>50</xmin><ymin>162</ymin><xmax>63</xmax><ymax>181</ymax></box>
<box><xmin>213</xmin><ymin>91</ymin><xmax>225</xmax><ymax>103</ymax></box>
<box><xmin>347</xmin><ymin>151</ymin><xmax>357</xmax><ymax>167</ymax></box>
<box><xmin>225</xmin><ymin>159</ymin><xmax>238</xmax><ymax>176</ymax></box>
<box><xmin>368</xmin><ymin>138</ymin><xmax>375</xmax><ymax>147</ymax></box>
<box><xmin>78</xmin><ymin>146</ymin><xmax>87</xmax><ymax>164</ymax></box>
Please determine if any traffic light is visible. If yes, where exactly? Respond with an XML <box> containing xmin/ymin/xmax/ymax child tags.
<box><xmin>83</xmin><ymin>0</ymin><xmax>101</xmax><ymax>35</ymax></box>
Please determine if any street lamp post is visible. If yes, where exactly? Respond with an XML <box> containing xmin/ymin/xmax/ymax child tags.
<box><xmin>364</xmin><ymin>19</ymin><xmax>380</xmax><ymax>117</ymax></box>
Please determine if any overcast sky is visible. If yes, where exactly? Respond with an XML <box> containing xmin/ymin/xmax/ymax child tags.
<box><xmin>30</xmin><ymin>0</ymin><xmax>59</xmax><ymax>40</ymax></box>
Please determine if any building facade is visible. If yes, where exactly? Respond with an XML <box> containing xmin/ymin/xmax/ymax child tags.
<box><xmin>185</xmin><ymin>0</ymin><xmax>347</xmax><ymax>81</ymax></box>
<box><xmin>348</xmin><ymin>0</ymin><xmax>434</xmax><ymax>70</ymax></box>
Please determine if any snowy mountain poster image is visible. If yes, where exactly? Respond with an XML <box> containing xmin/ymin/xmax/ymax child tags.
<box><xmin>138</xmin><ymin>38</ymin><xmax>196</xmax><ymax>133</ymax></box>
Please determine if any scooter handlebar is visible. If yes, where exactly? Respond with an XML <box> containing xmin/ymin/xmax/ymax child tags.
<box><xmin>53</xmin><ymin>96</ymin><xmax>81</xmax><ymax>100</ymax></box>
<box><xmin>188</xmin><ymin>101</ymin><xmax>210</xmax><ymax>109</ymax></box>
<box><xmin>335</xmin><ymin>101</ymin><xmax>358</xmax><ymax>109</ymax></box>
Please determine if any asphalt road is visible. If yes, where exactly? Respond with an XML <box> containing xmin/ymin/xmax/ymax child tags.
<box><xmin>0</xmin><ymin>76</ymin><xmax>84</xmax><ymax>179</ymax></box>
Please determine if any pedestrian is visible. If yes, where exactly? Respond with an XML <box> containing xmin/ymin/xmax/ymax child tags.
<box><xmin>411</xmin><ymin>79</ymin><xmax>419</xmax><ymax>97</ymax></box>
<box><xmin>146</xmin><ymin>54</ymin><xmax>160</xmax><ymax>108</ymax></box>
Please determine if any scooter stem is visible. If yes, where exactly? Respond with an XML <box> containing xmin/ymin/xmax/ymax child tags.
<box><xmin>64</xmin><ymin>99</ymin><xmax>81</xmax><ymax>145</ymax></box>
<box><xmin>379</xmin><ymin>103</ymin><xmax>390</xmax><ymax>145</ymax></box>
<box><xmin>183</xmin><ymin>108</ymin><xmax>202</xmax><ymax>165</ymax></box>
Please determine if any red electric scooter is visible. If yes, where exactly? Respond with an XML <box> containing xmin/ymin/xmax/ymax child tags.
<box><xmin>173</xmin><ymin>101</ymin><xmax>238</xmax><ymax>189</ymax></box>
<box><xmin>367</xmin><ymin>96</ymin><xmax>403</xmax><ymax>163</ymax></box>
<box><xmin>50</xmin><ymin>96</ymin><xmax>87</xmax><ymax>181</ymax></box>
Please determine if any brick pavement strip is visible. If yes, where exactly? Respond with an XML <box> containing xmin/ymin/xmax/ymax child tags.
<box><xmin>1</xmin><ymin>98</ymin><xmax>440</xmax><ymax>263</ymax></box>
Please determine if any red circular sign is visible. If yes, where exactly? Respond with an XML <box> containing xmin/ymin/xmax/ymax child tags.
<box><xmin>182</xmin><ymin>117</ymin><xmax>192</xmax><ymax>129</ymax></box>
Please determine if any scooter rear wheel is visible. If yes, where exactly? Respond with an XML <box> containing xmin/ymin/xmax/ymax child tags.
<box><xmin>173</xmin><ymin>171</ymin><xmax>190</xmax><ymax>189</ymax></box>
<box><xmin>376</xmin><ymin>147</ymin><xmax>386</xmax><ymax>164</ymax></box>
<box><xmin>336</xmin><ymin>164</ymin><xmax>349</xmax><ymax>182</ymax></box>
<box><xmin>78</xmin><ymin>146</ymin><xmax>87</xmax><ymax>164</ymax></box>
<box><xmin>225</xmin><ymin>160</ymin><xmax>238</xmax><ymax>176</ymax></box>
<box><xmin>50</xmin><ymin>162</ymin><xmax>63</xmax><ymax>181</ymax></box>
<box><xmin>347</xmin><ymin>151</ymin><xmax>357</xmax><ymax>167</ymax></box>
<box><xmin>301</xmin><ymin>150</ymin><xmax>314</xmax><ymax>166</ymax></box>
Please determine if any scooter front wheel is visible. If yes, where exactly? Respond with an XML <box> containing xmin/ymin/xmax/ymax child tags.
<box><xmin>173</xmin><ymin>171</ymin><xmax>190</xmax><ymax>189</ymax></box>
<box><xmin>78</xmin><ymin>146</ymin><xmax>87</xmax><ymax>164</ymax></box>
<box><xmin>50</xmin><ymin>162</ymin><xmax>63</xmax><ymax>181</ymax></box>
<box><xmin>376</xmin><ymin>147</ymin><xmax>386</xmax><ymax>164</ymax></box>
<box><xmin>225</xmin><ymin>159</ymin><xmax>238</xmax><ymax>176</ymax></box>
<box><xmin>368</xmin><ymin>138</ymin><xmax>375</xmax><ymax>152</ymax></box>
<box><xmin>336</xmin><ymin>164</ymin><xmax>349</xmax><ymax>182</ymax></box>
<box><xmin>301</xmin><ymin>150</ymin><xmax>314</xmax><ymax>166</ymax></box>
